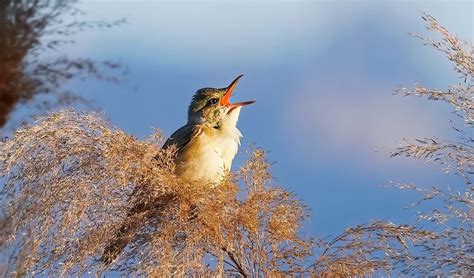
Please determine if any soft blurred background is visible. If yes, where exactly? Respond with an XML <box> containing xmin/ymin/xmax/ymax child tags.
<box><xmin>3</xmin><ymin>0</ymin><xmax>473</xmax><ymax>238</ymax></box>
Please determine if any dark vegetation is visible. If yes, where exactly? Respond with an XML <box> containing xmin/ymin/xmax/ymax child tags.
<box><xmin>0</xmin><ymin>0</ymin><xmax>123</xmax><ymax>130</ymax></box>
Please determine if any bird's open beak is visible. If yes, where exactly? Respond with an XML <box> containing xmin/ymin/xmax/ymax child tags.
<box><xmin>220</xmin><ymin>75</ymin><xmax>255</xmax><ymax>111</ymax></box>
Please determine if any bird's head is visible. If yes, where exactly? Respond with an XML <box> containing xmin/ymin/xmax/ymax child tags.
<box><xmin>187</xmin><ymin>75</ymin><xmax>255</xmax><ymax>128</ymax></box>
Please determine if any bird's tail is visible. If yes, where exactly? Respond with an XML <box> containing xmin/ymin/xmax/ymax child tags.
<box><xmin>101</xmin><ymin>195</ymin><xmax>173</xmax><ymax>265</ymax></box>
<box><xmin>101</xmin><ymin>222</ymin><xmax>136</xmax><ymax>265</ymax></box>
<box><xmin>101</xmin><ymin>201</ymin><xmax>154</xmax><ymax>265</ymax></box>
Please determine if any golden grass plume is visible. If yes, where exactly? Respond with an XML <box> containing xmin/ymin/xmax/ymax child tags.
<box><xmin>0</xmin><ymin>110</ymin><xmax>312</xmax><ymax>276</ymax></box>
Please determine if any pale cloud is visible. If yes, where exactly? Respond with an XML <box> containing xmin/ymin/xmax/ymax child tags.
<box><xmin>67</xmin><ymin>1</ymin><xmax>471</xmax><ymax>71</ymax></box>
<box><xmin>69</xmin><ymin>2</ymin><xmax>366</xmax><ymax>68</ymax></box>
<box><xmin>282</xmin><ymin>80</ymin><xmax>452</xmax><ymax>167</ymax></box>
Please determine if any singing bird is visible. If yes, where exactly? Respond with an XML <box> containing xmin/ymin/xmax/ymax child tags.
<box><xmin>163</xmin><ymin>74</ymin><xmax>255</xmax><ymax>184</ymax></box>
<box><xmin>101</xmin><ymin>75</ymin><xmax>254</xmax><ymax>264</ymax></box>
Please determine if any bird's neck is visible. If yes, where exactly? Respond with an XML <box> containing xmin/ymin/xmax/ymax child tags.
<box><xmin>221</xmin><ymin>106</ymin><xmax>242</xmax><ymax>131</ymax></box>
<box><xmin>188</xmin><ymin>106</ymin><xmax>242</xmax><ymax>136</ymax></box>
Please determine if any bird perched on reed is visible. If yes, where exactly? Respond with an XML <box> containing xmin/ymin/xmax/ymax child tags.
<box><xmin>101</xmin><ymin>75</ymin><xmax>255</xmax><ymax>264</ymax></box>
<box><xmin>162</xmin><ymin>74</ymin><xmax>255</xmax><ymax>184</ymax></box>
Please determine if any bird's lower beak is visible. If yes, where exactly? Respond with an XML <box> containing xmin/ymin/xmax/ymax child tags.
<box><xmin>227</xmin><ymin>101</ymin><xmax>256</xmax><ymax>111</ymax></box>
<box><xmin>220</xmin><ymin>75</ymin><xmax>255</xmax><ymax>111</ymax></box>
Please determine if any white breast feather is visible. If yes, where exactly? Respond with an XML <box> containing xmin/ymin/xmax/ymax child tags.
<box><xmin>178</xmin><ymin>107</ymin><xmax>243</xmax><ymax>184</ymax></box>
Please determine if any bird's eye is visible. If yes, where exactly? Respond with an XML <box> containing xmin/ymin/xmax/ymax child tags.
<box><xmin>208</xmin><ymin>98</ymin><xmax>219</xmax><ymax>105</ymax></box>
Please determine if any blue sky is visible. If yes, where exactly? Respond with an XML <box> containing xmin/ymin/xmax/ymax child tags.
<box><xmin>43</xmin><ymin>0</ymin><xmax>473</xmax><ymax>236</ymax></box>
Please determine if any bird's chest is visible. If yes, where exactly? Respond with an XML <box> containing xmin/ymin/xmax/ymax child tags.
<box><xmin>176</xmin><ymin>127</ymin><xmax>240</xmax><ymax>183</ymax></box>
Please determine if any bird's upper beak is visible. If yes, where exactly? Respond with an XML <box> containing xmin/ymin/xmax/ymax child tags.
<box><xmin>220</xmin><ymin>75</ymin><xmax>255</xmax><ymax>111</ymax></box>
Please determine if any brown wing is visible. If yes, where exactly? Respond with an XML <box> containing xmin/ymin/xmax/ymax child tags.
<box><xmin>162</xmin><ymin>124</ymin><xmax>201</xmax><ymax>153</ymax></box>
